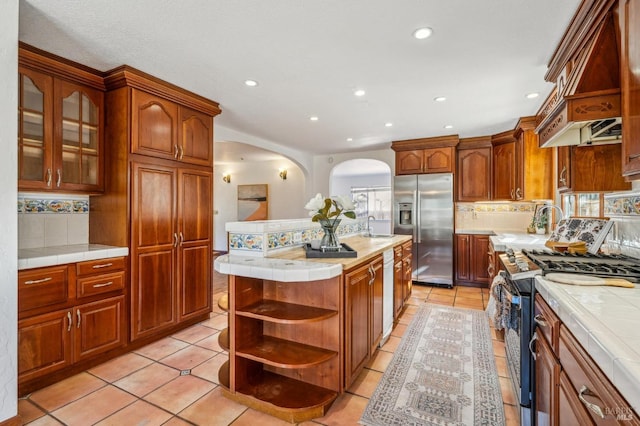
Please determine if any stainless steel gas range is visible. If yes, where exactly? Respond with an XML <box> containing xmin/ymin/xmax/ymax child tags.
<box><xmin>499</xmin><ymin>248</ymin><xmax>640</xmax><ymax>426</ymax></box>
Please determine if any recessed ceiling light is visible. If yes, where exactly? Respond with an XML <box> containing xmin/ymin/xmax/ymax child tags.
<box><xmin>385</xmin><ymin>122</ymin><xmax>393</xmax><ymax>127</ymax></box>
<box><xmin>444</xmin><ymin>124</ymin><xmax>453</xmax><ymax>129</ymax></box>
<box><xmin>346</xmin><ymin>138</ymin><xmax>353</xmax><ymax>142</ymax></box>
<box><xmin>244</xmin><ymin>79</ymin><xmax>258</xmax><ymax>87</ymax></box>
<box><xmin>354</xmin><ymin>89</ymin><xmax>366</xmax><ymax>97</ymax></box>
<box><xmin>434</xmin><ymin>96</ymin><xmax>447</xmax><ymax>102</ymax></box>
<box><xmin>413</xmin><ymin>27</ymin><xmax>433</xmax><ymax>40</ymax></box>
<box><xmin>525</xmin><ymin>92</ymin><xmax>539</xmax><ymax>99</ymax></box>
<box><xmin>310</xmin><ymin>116</ymin><xmax>319</xmax><ymax>121</ymax></box>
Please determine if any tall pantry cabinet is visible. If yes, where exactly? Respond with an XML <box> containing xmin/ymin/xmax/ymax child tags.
<box><xmin>90</xmin><ymin>67</ymin><xmax>220</xmax><ymax>342</ymax></box>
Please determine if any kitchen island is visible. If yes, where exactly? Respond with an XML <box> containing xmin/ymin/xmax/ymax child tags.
<box><xmin>535</xmin><ymin>276</ymin><xmax>640</xmax><ymax>422</ymax></box>
<box><xmin>214</xmin><ymin>234</ymin><xmax>411</xmax><ymax>423</ymax></box>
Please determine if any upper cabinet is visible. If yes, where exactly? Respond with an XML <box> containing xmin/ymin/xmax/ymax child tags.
<box><xmin>456</xmin><ymin>137</ymin><xmax>492</xmax><ymax>202</ymax></box>
<box><xmin>131</xmin><ymin>90</ymin><xmax>213</xmax><ymax>166</ymax></box>
<box><xmin>18</xmin><ymin>44</ymin><xmax>105</xmax><ymax>193</ymax></box>
<box><xmin>620</xmin><ymin>0</ymin><xmax>640</xmax><ymax>179</ymax></box>
<box><xmin>492</xmin><ymin>117</ymin><xmax>553</xmax><ymax>201</ymax></box>
<box><xmin>391</xmin><ymin>135</ymin><xmax>458</xmax><ymax>175</ymax></box>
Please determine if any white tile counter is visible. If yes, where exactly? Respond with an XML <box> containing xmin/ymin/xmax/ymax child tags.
<box><xmin>490</xmin><ymin>233</ymin><xmax>549</xmax><ymax>252</ymax></box>
<box><xmin>535</xmin><ymin>276</ymin><xmax>640</xmax><ymax>410</ymax></box>
<box><xmin>18</xmin><ymin>244</ymin><xmax>129</xmax><ymax>270</ymax></box>
<box><xmin>214</xmin><ymin>255</ymin><xmax>343</xmax><ymax>282</ymax></box>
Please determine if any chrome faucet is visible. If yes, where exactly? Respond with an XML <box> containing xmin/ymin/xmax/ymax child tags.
<box><xmin>537</xmin><ymin>204</ymin><xmax>565</xmax><ymax>229</ymax></box>
<box><xmin>367</xmin><ymin>215</ymin><xmax>376</xmax><ymax>236</ymax></box>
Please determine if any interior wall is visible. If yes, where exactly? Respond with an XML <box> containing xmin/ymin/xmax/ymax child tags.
<box><xmin>0</xmin><ymin>0</ymin><xmax>19</xmax><ymax>421</ymax></box>
<box><xmin>213</xmin><ymin>158</ymin><xmax>306</xmax><ymax>251</ymax></box>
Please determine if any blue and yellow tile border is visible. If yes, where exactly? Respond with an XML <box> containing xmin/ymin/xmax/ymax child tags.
<box><xmin>604</xmin><ymin>191</ymin><xmax>640</xmax><ymax>216</ymax></box>
<box><xmin>456</xmin><ymin>202</ymin><xmax>539</xmax><ymax>213</ymax></box>
<box><xmin>18</xmin><ymin>194</ymin><xmax>89</xmax><ymax>214</ymax></box>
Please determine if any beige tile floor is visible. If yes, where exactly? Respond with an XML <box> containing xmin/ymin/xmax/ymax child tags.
<box><xmin>18</xmin><ymin>272</ymin><xmax>519</xmax><ymax>426</ymax></box>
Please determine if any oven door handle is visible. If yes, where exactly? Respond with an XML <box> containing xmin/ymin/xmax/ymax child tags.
<box><xmin>529</xmin><ymin>331</ymin><xmax>538</xmax><ymax>361</ymax></box>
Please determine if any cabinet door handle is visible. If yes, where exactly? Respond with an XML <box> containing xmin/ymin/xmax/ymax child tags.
<box><xmin>179</xmin><ymin>231</ymin><xmax>184</xmax><ymax>246</ymax></box>
<box><xmin>510</xmin><ymin>189</ymin><xmax>514</xmax><ymax>199</ymax></box>
<box><xmin>56</xmin><ymin>169</ymin><xmax>61</xmax><ymax>187</ymax></box>
<box><xmin>24</xmin><ymin>277</ymin><xmax>52</xmax><ymax>285</ymax></box>
<box><xmin>92</xmin><ymin>262</ymin><xmax>113</xmax><ymax>269</ymax></box>
<box><xmin>534</xmin><ymin>314</ymin><xmax>548</xmax><ymax>327</ymax></box>
<box><xmin>173</xmin><ymin>233</ymin><xmax>178</xmax><ymax>247</ymax></box>
<box><xmin>76</xmin><ymin>309</ymin><xmax>81</xmax><ymax>329</ymax></box>
<box><xmin>92</xmin><ymin>281</ymin><xmax>113</xmax><ymax>288</ymax></box>
<box><xmin>67</xmin><ymin>311</ymin><xmax>72</xmax><ymax>332</ymax></box>
<box><xmin>529</xmin><ymin>331</ymin><xmax>538</xmax><ymax>361</ymax></box>
<box><xmin>174</xmin><ymin>145</ymin><xmax>179</xmax><ymax>159</ymax></box>
<box><xmin>578</xmin><ymin>385</ymin><xmax>605</xmax><ymax>418</ymax></box>
<box><xmin>515</xmin><ymin>188</ymin><xmax>522</xmax><ymax>199</ymax></box>
<box><xmin>46</xmin><ymin>168</ymin><xmax>52</xmax><ymax>187</ymax></box>
<box><xmin>559</xmin><ymin>166</ymin><xmax>567</xmax><ymax>186</ymax></box>
<box><xmin>179</xmin><ymin>145</ymin><xmax>184</xmax><ymax>160</ymax></box>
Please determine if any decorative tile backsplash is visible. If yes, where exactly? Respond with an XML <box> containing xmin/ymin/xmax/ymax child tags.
<box><xmin>604</xmin><ymin>190</ymin><xmax>640</xmax><ymax>259</ymax></box>
<box><xmin>455</xmin><ymin>201</ymin><xmax>543</xmax><ymax>233</ymax></box>
<box><xmin>227</xmin><ymin>218</ymin><xmax>367</xmax><ymax>256</ymax></box>
<box><xmin>18</xmin><ymin>193</ymin><xmax>89</xmax><ymax>249</ymax></box>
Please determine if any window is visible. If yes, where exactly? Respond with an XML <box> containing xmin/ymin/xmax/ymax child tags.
<box><xmin>350</xmin><ymin>186</ymin><xmax>391</xmax><ymax>220</ymax></box>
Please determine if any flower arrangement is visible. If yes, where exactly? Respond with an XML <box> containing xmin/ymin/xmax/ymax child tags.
<box><xmin>304</xmin><ymin>193</ymin><xmax>356</xmax><ymax>227</ymax></box>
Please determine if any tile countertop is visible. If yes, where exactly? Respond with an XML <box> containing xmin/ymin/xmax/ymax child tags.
<box><xmin>535</xmin><ymin>276</ymin><xmax>640</xmax><ymax>410</ymax></box>
<box><xmin>489</xmin><ymin>233</ymin><xmax>549</xmax><ymax>252</ymax></box>
<box><xmin>18</xmin><ymin>244</ymin><xmax>129</xmax><ymax>270</ymax></box>
<box><xmin>215</xmin><ymin>234</ymin><xmax>412</xmax><ymax>282</ymax></box>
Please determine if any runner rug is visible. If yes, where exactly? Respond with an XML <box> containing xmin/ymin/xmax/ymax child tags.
<box><xmin>360</xmin><ymin>304</ymin><xmax>505</xmax><ymax>426</ymax></box>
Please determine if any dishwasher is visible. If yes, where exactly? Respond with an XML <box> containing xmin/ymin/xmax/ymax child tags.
<box><xmin>381</xmin><ymin>248</ymin><xmax>394</xmax><ymax>345</ymax></box>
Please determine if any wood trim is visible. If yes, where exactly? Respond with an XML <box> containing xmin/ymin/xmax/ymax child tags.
<box><xmin>457</xmin><ymin>136</ymin><xmax>492</xmax><ymax>149</ymax></box>
<box><xmin>514</xmin><ymin>116</ymin><xmax>538</xmax><ymax>134</ymax></box>
<box><xmin>19</xmin><ymin>42</ymin><xmax>105</xmax><ymax>91</ymax></box>
<box><xmin>490</xmin><ymin>129</ymin><xmax>516</xmax><ymax>145</ymax></box>
<box><xmin>544</xmin><ymin>0</ymin><xmax>617</xmax><ymax>82</ymax></box>
<box><xmin>104</xmin><ymin>66</ymin><xmax>221</xmax><ymax>116</ymax></box>
<box><xmin>391</xmin><ymin>134</ymin><xmax>459</xmax><ymax>151</ymax></box>
<box><xmin>0</xmin><ymin>415</ymin><xmax>22</xmax><ymax>426</ymax></box>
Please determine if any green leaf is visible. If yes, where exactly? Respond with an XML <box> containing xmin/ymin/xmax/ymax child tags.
<box><xmin>343</xmin><ymin>211</ymin><xmax>356</xmax><ymax>219</ymax></box>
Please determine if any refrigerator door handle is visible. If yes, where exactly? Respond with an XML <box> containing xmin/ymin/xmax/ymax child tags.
<box><xmin>415</xmin><ymin>189</ymin><xmax>421</xmax><ymax>243</ymax></box>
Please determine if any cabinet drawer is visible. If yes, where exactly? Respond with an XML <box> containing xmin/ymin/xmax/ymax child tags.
<box><xmin>393</xmin><ymin>246</ymin><xmax>402</xmax><ymax>262</ymax></box>
<box><xmin>402</xmin><ymin>241</ymin><xmax>412</xmax><ymax>257</ymax></box>
<box><xmin>76</xmin><ymin>257</ymin><xmax>125</xmax><ymax>276</ymax></box>
<box><xmin>559</xmin><ymin>325</ymin><xmax>639</xmax><ymax>425</ymax></box>
<box><xmin>77</xmin><ymin>271</ymin><xmax>125</xmax><ymax>299</ymax></box>
<box><xmin>19</xmin><ymin>266</ymin><xmax>69</xmax><ymax>313</ymax></box>
<box><xmin>534</xmin><ymin>293</ymin><xmax>560</xmax><ymax>355</ymax></box>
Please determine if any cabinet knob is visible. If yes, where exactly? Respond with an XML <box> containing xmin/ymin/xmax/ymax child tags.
<box><xmin>578</xmin><ymin>385</ymin><xmax>605</xmax><ymax>418</ymax></box>
<box><xmin>534</xmin><ymin>314</ymin><xmax>548</xmax><ymax>327</ymax></box>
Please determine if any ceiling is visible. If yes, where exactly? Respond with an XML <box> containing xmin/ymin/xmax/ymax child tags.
<box><xmin>19</xmin><ymin>0</ymin><xmax>581</xmax><ymax>162</ymax></box>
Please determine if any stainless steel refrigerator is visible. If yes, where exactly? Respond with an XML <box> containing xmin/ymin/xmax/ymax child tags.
<box><xmin>393</xmin><ymin>173</ymin><xmax>454</xmax><ymax>287</ymax></box>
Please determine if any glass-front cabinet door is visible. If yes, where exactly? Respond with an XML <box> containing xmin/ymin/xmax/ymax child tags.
<box><xmin>55</xmin><ymin>80</ymin><xmax>103</xmax><ymax>191</ymax></box>
<box><xmin>18</xmin><ymin>67</ymin><xmax>53</xmax><ymax>190</ymax></box>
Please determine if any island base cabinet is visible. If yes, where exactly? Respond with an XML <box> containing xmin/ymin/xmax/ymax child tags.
<box><xmin>224</xmin><ymin>275</ymin><xmax>341</xmax><ymax>423</ymax></box>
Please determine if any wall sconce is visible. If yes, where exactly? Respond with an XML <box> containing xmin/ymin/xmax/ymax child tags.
<box><xmin>222</xmin><ymin>173</ymin><xmax>231</xmax><ymax>184</ymax></box>
<box><xmin>279</xmin><ymin>168</ymin><xmax>287</xmax><ymax>180</ymax></box>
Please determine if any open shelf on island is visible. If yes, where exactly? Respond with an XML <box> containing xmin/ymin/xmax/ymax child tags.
<box><xmin>236</xmin><ymin>335</ymin><xmax>337</xmax><ymax>368</ymax></box>
<box><xmin>237</xmin><ymin>299</ymin><xmax>338</xmax><ymax>323</ymax></box>
<box><xmin>227</xmin><ymin>370</ymin><xmax>338</xmax><ymax>423</ymax></box>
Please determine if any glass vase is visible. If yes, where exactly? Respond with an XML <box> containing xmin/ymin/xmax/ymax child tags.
<box><xmin>320</xmin><ymin>219</ymin><xmax>341</xmax><ymax>250</ymax></box>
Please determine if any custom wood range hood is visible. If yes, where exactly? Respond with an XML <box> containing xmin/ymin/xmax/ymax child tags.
<box><xmin>536</xmin><ymin>0</ymin><xmax>622</xmax><ymax>147</ymax></box>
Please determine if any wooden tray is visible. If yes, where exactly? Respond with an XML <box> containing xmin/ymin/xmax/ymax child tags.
<box><xmin>304</xmin><ymin>243</ymin><xmax>357</xmax><ymax>258</ymax></box>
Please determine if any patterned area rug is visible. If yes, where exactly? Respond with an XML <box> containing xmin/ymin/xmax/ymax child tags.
<box><xmin>360</xmin><ymin>304</ymin><xmax>505</xmax><ymax>426</ymax></box>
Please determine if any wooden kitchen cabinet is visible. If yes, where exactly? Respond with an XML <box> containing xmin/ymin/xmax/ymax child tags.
<box><xmin>456</xmin><ymin>137</ymin><xmax>492</xmax><ymax>202</ymax></box>
<box><xmin>18</xmin><ymin>258</ymin><xmax>127</xmax><ymax>392</ymax></box>
<box><xmin>492</xmin><ymin>135</ymin><xmax>517</xmax><ymax>200</ymax></box>
<box><xmin>391</xmin><ymin>135</ymin><xmax>459</xmax><ymax>175</ymax></box>
<box><xmin>487</xmin><ymin>239</ymin><xmax>503</xmax><ymax>284</ymax></box>
<box><xmin>18</xmin><ymin>45</ymin><xmax>105</xmax><ymax>193</ymax></box>
<box><xmin>92</xmin><ymin>67</ymin><xmax>219</xmax><ymax>344</ymax></box>
<box><xmin>393</xmin><ymin>241</ymin><xmax>413</xmax><ymax>319</ymax></box>
<box><xmin>401</xmin><ymin>241</ymin><xmax>413</xmax><ymax>304</ymax></box>
<box><xmin>455</xmin><ymin>234</ymin><xmax>490</xmax><ymax>287</ymax></box>
<box><xmin>620</xmin><ymin>0</ymin><xmax>640</xmax><ymax>180</ymax></box>
<box><xmin>345</xmin><ymin>255</ymin><xmax>383</xmax><ymax>386</ymax></box>
<box><xmin>570</xmin><ymin>144</ymin><xmax>631</xmax><ymax>192</ymax></box>
<box><xmin>534</xmin><ymin>295</ymin><xmax>640</xmax><ymax>426</ymax></box>
<box><xmin>132</xmin><ymin>89</ymin><xmax>213</xmax><ymax>166</ymax></box>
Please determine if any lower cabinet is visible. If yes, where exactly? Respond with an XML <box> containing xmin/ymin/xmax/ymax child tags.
<box><xmin>18</xmin><ymin>258</ymin><xmax>127</xmax><ymax>392</ymax></box>
<box><xmin>455</xmin><ymin>234</ymin><xmax>490</xmax><ymax>287</ymax></box>
<box><xmin>345</xmin><ymin>255</ymin><xmax>383</xmax><ymax>386</ymax></box>
<box><xmin>18</xmin><ymin>295</ymin><xmax>126</xmax><ymax>383</ymax></box>
<box><xmin>393</xmin><ymin>241</ymin><xmax>413</xmax><ymax>319</ymax></box>
<box><xmin>533</xmin><ymin>294</ymin><xmax>640</xmax><ymax>425</ymax></box>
